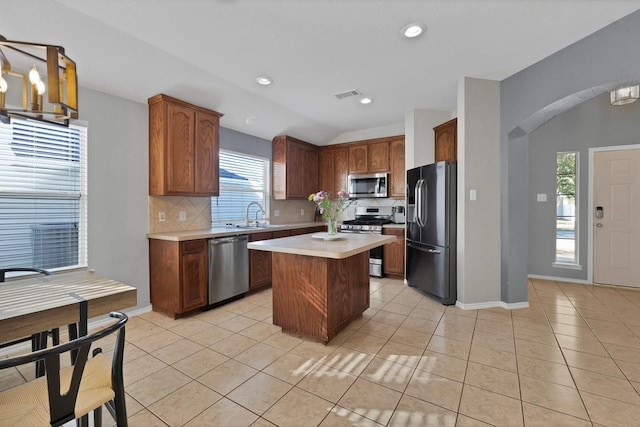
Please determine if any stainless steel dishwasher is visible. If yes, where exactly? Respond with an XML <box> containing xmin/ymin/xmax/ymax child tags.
<box><xmin>209</xmin><ymin>234</ymin><xmax>249</xmax><ymax>305</ymax></box>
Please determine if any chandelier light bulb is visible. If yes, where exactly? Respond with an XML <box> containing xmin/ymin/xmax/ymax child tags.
<box><xmin>29</xmin><ymin>65</ymin><xmax>40</xmax><ymax>84</ymax></box>
<box><xmin>36</xmin><ymin>79</ymin><xmax>45</xmax><ymax>95</ymax></box>
<box><xmin>0</xmin><ymin>74</ymin><xmax>7</xmax><ymax>93</ymax></box>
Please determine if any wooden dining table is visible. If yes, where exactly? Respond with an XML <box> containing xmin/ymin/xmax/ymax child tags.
<box><xmin>0</xmin><ymin>270</ymin><xmax>137</xmax><ymax>344</ymax></box>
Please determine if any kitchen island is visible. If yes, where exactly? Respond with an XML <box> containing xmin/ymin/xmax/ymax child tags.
<box><xmin>248</xmin><ymin>232</ymin><xmax>395</xmax><ymax>343</ymax></box>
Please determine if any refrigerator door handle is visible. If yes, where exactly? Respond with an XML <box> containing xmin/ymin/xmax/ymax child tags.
<box><xmin>416</xmin><ymin>179</ymin><xmax>425</xmax><ymax>228</ymax></box>
<box><xmin>407</xmin><ymin>241</ymin><xmax>441</xmax><ymax>254</ymax></box>
<box><xmin>413</xmin><ymin>180</ymin><xmax>420</xmax><ymax>225</ymax></box>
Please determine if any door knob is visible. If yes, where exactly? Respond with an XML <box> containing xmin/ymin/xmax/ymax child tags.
<box><xmin>596</xmin><ymin>223</ymin><xmax>604</xmax><ymax>228</ymax></box>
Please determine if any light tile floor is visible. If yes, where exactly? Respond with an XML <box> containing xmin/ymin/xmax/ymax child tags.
<box><xmin>4</xmin><ymin>277</ymin><xmax>640</xmax><ymax>426</ymax></box>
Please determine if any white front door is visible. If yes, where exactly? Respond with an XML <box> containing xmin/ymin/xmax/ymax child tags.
<box><xmin>593</xmin><ymin>149</ymin><xmax>640</xmax><ymax>287</ymax></box>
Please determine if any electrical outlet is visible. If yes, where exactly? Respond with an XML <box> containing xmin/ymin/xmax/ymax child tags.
<box><xmin>179</xmin><ymin>211</ymin><xmax>187</xmax><ymax>221</ymax></box>
<box><xmin>274</xmin><ymin>210</ymin><xmax>280</xmax><ymax>217</ymax></box>
<box><xmin>159</xmin><ymin>212</ymin><xmax>166</xmax><ymax>222</ymax></box>
<box><xmin>300</xmin><ymin>209</ymin><xmax>304</xmax><ymax>216</ymax></box>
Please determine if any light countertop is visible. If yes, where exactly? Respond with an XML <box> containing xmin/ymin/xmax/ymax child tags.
<box><xmin>247</xmin><ymin>233</ymin><xmax>395</xmax><ymax>259</ymax></box>
<box><xmin>147</xmin><ymin>222</ymin><xmax>324</xmax><ymax>241</ymax></box>
<box><xmin>147</xmin><ymin>222</ymin><xmax>405</xmax><ymax>241</ymax></box>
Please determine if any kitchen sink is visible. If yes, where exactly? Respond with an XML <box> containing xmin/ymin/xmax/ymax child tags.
<box><xmin>223</xmin><ymin>224</ymin><xmax>279</xmax><ymax>231</ymax></box>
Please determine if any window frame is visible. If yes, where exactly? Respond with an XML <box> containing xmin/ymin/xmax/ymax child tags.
<box><xmin>554</xmin><ymin>151</ymin><xmax>581</xmax><ymax>269</ymax></box>
<box><xmin>211</xmin><ymin>149</ymin><xmax>270</xmax><ymax>226</ymax></box>
<box><xmin>0</xmin><ymin>118</ymin><xmax>88</xmax><ymax>277</ymax></box>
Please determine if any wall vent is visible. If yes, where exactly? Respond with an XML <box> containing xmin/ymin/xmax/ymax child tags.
<box><xmin>334</xmin><ymin>89</ymin><xmax>362</xmax><ymax>100</ymax></box>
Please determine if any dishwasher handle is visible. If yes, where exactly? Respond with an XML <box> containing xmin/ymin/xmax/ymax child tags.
<box><xmin>210</xmin><ymin>235</ymin><xmax>248</xmax><ymax>245</ymax></box>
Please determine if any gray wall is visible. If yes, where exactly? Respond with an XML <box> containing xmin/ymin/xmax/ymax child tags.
<box><xmin>220</xmin><ymin>127</ymin><xmax>272</xmax><ymax>160</ymax></box>
<box><xmin>528</xmin><ymin>92</ymin><xmax>640</xmax><ymax>280</ymax></box>
<box><xmin>457</xmin><ymin>78</ymin><xmax>502</xmax><ymax>305</ymax></box>
<box><xmin>80</xmin><ymin>87</ymin><xmax>150</xmax><ymax>308</ymax></box>
<box><xmin>500</xmin><ymin>9</ymin><xmax>640</xmax><ymax>302</ymax></box>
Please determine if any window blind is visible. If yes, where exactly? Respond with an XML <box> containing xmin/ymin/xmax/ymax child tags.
<box><xmin>0</xmin><ymin>119</ymin><xmax>88</xmax><ymax>273</ymax></box>
<box><xmin>211</xmin><ymin>150</ymin><xmax>269</xmax><ymax>224</ymax></box>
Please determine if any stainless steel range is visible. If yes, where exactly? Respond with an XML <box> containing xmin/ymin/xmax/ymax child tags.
<box><xmin>340</xmin><ymin>206</ymin><xmax>392</xmax><ymax>277</ymax></box>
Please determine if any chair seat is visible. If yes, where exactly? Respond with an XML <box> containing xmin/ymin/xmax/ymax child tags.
<box><xmin>0</xmin><ymin>353</ymin><xmax>114</xmax><ymax>425</ymax></box>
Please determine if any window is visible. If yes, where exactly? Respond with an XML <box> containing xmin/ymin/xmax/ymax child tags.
<box><xmin>0</xmin><ymin>119</ymin><xmax>88</xmax><ymax>275</ymax></box>
<box><xmin>555</xmin><ymin>152</ymin><xmax>578</xmax><ymax>265</ymax></box>
<box><xmin>211</xmin><ymin>150</ymin><xmax>269</xmax><ymax>225</ymax></box>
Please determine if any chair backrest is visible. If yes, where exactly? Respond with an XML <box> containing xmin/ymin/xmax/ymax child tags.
<box><xmin>0</xmin><ymin>311</ymin><xmax>128</xmax><ymax>426</ymax></box>
<box><xmin>0</xmin><ymin>267</ymin><xmax>52</xmax><ymax>282</ymax></box>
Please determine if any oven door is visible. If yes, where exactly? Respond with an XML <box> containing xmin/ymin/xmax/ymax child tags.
<box><xmin>369</xmin><ymin>245</ymin><xmax>383</xmax><ymax>277</ymax></box>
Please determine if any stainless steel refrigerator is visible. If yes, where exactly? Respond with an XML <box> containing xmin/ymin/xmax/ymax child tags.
<box><xmin>406</xmin><ymin>161</ymin><xmax>457</xmax><ymax>305</ymax></box>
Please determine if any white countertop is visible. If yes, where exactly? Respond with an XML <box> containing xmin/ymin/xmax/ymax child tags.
<box><xmin>147</xmin><ymin>222</ymin><xmax>405</xmax><ymax>241</ymax></box>
<box><xmin>147</xmin><ymin>222</ymin><xmax>324</xmax><ymax>241</ymax></box>
<box><xmin>247</xmin><ymin>233</ymin><xmax>396</xmax><ymax>259</ymax></box>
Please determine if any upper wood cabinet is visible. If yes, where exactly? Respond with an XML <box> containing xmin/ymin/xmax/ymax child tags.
<box><xmin>389</xmin><ymin>137</ymin><xmax>405</xmax><ymax>198</ymax></box>
<box><xmin>148</xmin><ymin>94</ymin><xmax>223</xmax><ymax>196</ymax></box>
<box><xmin>434</xmin><ymin>118</ymin><xmax>457</xmax><ymax>162</ymax></box>
<box><xmin>319</xmin><ymin>146</ymin><xmax>349</xmax><ymax>195</ymax></box>
<box><xmin>272</xmin><ymin>135</ymin><xmax>319</xmax><ymax>200</ymax></box>
<box><xmin>348</xmin><ymin>141</ymin><xmax>389</xmax><ymax>174</ymax></box>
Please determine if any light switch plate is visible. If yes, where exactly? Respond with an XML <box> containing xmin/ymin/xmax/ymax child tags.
<box><xmin>537</xmin><ymin>193</ymin><xmax>547</xmax><ymax>202</ymax></box>
<box><xmin>274</xmin><ymin>210</ymin><xmax>280</xmax><ymax>217</ymax></box>
<box><xmin>470</xmin><ymin>189</ymin><xmax>477</xmax><ymax>201</ymax></box>
<box><xmin>179</xmin><ymin>211</ymin><xmax>187</xmax><ymax>221</ymax></box>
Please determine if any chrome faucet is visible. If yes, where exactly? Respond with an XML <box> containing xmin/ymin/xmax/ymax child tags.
<box><xmin>245</xmin><ymin>202</ymin><xmax>266</xmax><ymax>226</ymax></box>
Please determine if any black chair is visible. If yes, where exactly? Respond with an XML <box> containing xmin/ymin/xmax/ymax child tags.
<box><xmin>0</xmin><ymin>268</ymin><xmax>61</xmax><ymax>377</ymax></box>
<box><xmin>0</xmin><ymin>311</ymin><xmax>129</xmax><ymax>427</ymax></box>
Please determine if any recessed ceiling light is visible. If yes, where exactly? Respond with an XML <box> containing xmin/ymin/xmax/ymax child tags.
<box><xmin>360</xmin><ymin>97</ymin><xmax>372</xmax><ymax>105</ymax></box>
<box><xmin>256</xmin><ymin>76</ymin><xmax>272</xmax><ymax>85</ymax></box>
<box><xmin>401</xmin><ymin>23</ymin><xmax>424</xmax><ymax>38</ymax></box>
<box><xmin>246</xmin><ymin>115</ymin><xmax>259</xmax><ymax>125</ymax></box>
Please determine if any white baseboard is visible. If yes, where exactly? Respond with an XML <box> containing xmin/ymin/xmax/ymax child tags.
<box><xmin>455</xmin><ymin>300</ymin><xmax>530</xmax><ymax>310</ymax></box>
<box><xmin>528</xmin><ymin>274</ymin><xmax>592</xmax><ymax>284</ymax></box>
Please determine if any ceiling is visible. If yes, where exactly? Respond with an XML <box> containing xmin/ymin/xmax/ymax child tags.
<box><xmin>2</xmin><ymin>1</ymin><xmax>640</xmax><ymax>145</ymax></box>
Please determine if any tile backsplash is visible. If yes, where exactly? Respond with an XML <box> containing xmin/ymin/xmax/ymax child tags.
<box><xmin>149</xmin><ymin>196</ymin><xmax>212</xmax><ymax>233</ymax></box>
<box><xmin>149</xmin><ymin>196</ymin><xmax>405</xmax><ymax>232</ymax></box>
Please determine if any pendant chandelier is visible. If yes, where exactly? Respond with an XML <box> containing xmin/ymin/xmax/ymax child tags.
<box><xmin>610</xmin><ymin>85</ymin><xmax>639</xmax><ymax>106</ymax></box>
<box><xmin>0</xmin><ymin>35</ymin><xmax>78</xmax><ymax>126</ymax></box>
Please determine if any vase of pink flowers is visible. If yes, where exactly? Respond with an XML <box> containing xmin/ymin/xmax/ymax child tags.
<box><xmin>308</xmin><ymin>190</ymin><xmax>354</xmax><ymax>235</ymax></box>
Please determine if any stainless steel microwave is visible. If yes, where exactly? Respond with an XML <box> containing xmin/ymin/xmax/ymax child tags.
<box><xmin>347</xmin><ymin>173</ymin><xmax>388</xmax><ymax>198</ymax></box>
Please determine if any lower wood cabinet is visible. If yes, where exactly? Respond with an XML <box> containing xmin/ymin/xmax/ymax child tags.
<box><xmin>149</xmin><ymin>239</ymin><xmax>208</xmax><ymax>318</ymax></box>
<box><xmin>249</xmin><ymin>232</ymin><xmax>274</xmax><ymax>290</ymax></box>
<box><xmin>383</xmin><ymin>228</ymin><xmax>405</xmax><ymax>279</ymax></box>
<box><xmin>249</xmin><ymin>229</ymin><xmax>293</xmax><ymax>291</ymax></box>
<box><xmin>290</xmin><ymin>225</ymin><xmax>326</xmax><ymax>236</ymax></box>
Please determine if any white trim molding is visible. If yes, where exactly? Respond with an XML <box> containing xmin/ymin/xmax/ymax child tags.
<box><xmin>528</xmin><ymin>274</ymin><xmax>592</xmax><ymax>284</ymax></box>
<box><xmin>455</xmin><ymin>300</ymin><xmax>529</xmax><ymax>310</ymax></box>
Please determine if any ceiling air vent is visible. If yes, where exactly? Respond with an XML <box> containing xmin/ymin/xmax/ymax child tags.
<box><xmin>334</xmin><ymin>89</ymin><xmax>362</xmax><ymax>100</ymax></box>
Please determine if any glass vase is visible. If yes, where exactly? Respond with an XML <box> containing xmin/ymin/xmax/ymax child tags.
<box><xmin>326</xmin><ymin>217</ymin><xmax>338</xmax><ymax>235</ymax></box>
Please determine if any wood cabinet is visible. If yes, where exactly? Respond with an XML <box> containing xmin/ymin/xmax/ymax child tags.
<box><xmin>249</xmin><ymin>232</ymin><xmax>273</xmax><ymax>290</ymax></box>
<box><xmin>148</xmin><ymin>94</ymin><xmax>223</xmax><ymax>196</ymax></box>
<box><xmin>319</xmin><ymin>146</ymin><xmax>349</xmax><ymax>195</ymax></box>
<box><xmin>434</xmin><ymin>118</ymin><xmax>457</xmax><ymax>162</ymax></box>
<box><xmin>348</xmin><ymin>141</ymin><xmax>389</xmax><ymax>174</ymax></box>
<box><xmin>290</xmin><ymin>225</ymin><xmax>326</xmax><ymax>236</ymax></box>
<box><xmin>389</xmin><ymin>137</ymin><xmax>405</xmax><ymax>198</ymax></box>
<box><xmin>272</xmin><ymin>135</ymin><xmax>319</xmax><ymax>200</ymax></box>
<box><xmin>383</xmin><ymin>227</ymin><xmax>405</xmax><ymax>279</ymax></box>
<box><xmin>149</xmin><ymin>239</ymin><xmax>208</xmax><ymax>317</ymax></box>
<box><xmin>272</xmin><ymin>250</ymin><xmax>370</xmax><ymax>343</ymax></box>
